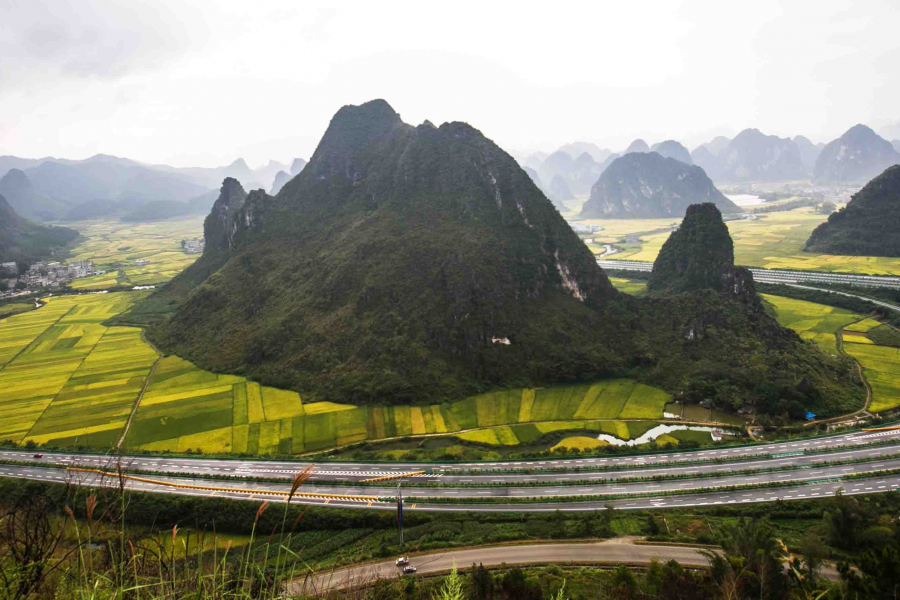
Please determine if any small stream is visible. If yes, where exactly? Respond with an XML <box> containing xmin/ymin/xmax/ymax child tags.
<box><xmin>597</xmin><ymin>423</ymin><xmax>729</xmax><ymax>446</ymax></box>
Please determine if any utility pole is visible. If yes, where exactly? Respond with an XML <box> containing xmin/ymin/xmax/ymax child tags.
<box><xmin>397</xmin><ymin>483</ymin><xmax>404</xmax><ymax>547</ymax></box>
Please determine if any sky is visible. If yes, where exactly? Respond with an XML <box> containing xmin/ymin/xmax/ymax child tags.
<box><xmin>2</xmin><ymin>0</ymin><xmax>899</xmax><ymax>168</ymax></box>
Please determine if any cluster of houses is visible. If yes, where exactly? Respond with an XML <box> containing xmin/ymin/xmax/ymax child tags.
<box><xmin>182</xmin><ymin>238</ymin><xmax>205</xmax><ymax>253</ymax></box>
<box><xmin>0</xmin><ymin>260</ymin><xmax>95</xmax><ymax>299</ymax></box>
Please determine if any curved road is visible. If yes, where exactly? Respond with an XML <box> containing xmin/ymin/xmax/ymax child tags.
<box><xmin>293</xmin><ymin>540</ymin><xmax>711</xmax><ymax>594</ymax></box>
<box><xmin>1</xmin><ymin>428</ymin><xmax>899</xmax><ymax>512</ymax></box>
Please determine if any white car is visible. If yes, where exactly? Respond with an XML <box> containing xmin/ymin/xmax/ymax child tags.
<box><xmin>396</xmin><ymin>557</ymin><xmax>409</xmax><ymax>566</ymax></box>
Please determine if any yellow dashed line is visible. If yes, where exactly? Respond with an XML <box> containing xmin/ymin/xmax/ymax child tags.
<box><xmin>65</xmin><ymin>468</ymin><xmax>380</xmax><ymax>502</ymax></box>
<box><xmin>362</xmin><ymin>471</ymin><xmax>425</xmax><ymax>483</ymax></box>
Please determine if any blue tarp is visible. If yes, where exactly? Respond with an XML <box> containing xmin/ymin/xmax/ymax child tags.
<box><xmin>805</xmin><ymin>412</ymin><xmax>817</xmax><ymax>420</ymax></box>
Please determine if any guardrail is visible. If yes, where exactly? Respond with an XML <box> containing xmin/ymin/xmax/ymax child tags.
<box><xmin>66</xmin><ymin>468</ymin><xmax>382</xmax><ymax>503</ymax></box>
<box><xmin>362</xmin><ymin>471</ymin><xmax>425</xmax><ymax>483</ymax></box>
<box><xmin>597</xmin><ymin>260</ymin><xmax>900</xmax><ymax>289</ymax></box>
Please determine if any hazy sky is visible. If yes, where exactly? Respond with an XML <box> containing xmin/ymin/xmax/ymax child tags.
<box><xmin>2</xmin><ymin>0</ymin><xmax>898</xmax><ymax>168</ymax></box>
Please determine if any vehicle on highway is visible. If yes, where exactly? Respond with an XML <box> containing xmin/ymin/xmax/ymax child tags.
<box><xmin>33</xmin><ymin>453</ymin><xmax>43</xmax><ymax>459</ymax></box>
<box><xmin>403</xmin><ymin>565</ymin><xmax>417</xmax><ymax>574</ymax></box>
<box><xmin>396</xmin><ymin>557</ymin><xmax>409</xmax><ymax>566</ymax></box>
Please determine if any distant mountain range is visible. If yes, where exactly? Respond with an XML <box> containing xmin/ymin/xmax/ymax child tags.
<box><xmin>580</xmin><ymin>152</ymin><xmax>739</xmax><ymax>218</ymax></box>
<box><xmin>522</xmin><ymin>124</ymin><xmax>898</xmax><ymax>190</ymax></box>
<box><xmin>0</xmin><ymin>154</ymin><xmax>307</xmax><ymax>222</ymax></box>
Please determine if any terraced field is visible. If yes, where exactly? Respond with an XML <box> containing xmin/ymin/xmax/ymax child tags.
<box><xmin>0</xmin><ymin>293</ymin><xmax>155</xmax><ymax>443</ymax></box>
<box><xmin>840</xmin><ymin>318</ymin><xmax>900</xmax><ymax>413</ymax></box>
<box><xmin>65</xmin><ymin>217</ymin><xmax>204</xmax><ymax>289</ymax></box>
<box><xmin>126</xmin><ymin>375</ymin><xmax>671</xmax><ymax>454</ymax></box>
<box><xmin>609</xmin><ymin>277</ymin><xmax>646</xmax><ymax>296</ymax></box>
<box><xmin>0</xmin><ymin>292</ymin><xmax>677</xmax><ymax>454</ymax></box>
<box><xmin>456</xmin><ymin>419</ymin><xmax>660</xmax><ymax>447</ymax></box>
<box><xmin>605</xmin><ymin>207</ymin><xmax>900</xmax><ymax>275</ymax></box>
<box><xmin>762</xmin><ymin>294</ymin><xmax>862</xmax><ymax>353</ymax></box>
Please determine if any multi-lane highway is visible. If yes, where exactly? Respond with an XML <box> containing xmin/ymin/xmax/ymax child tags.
<box><xmin>1</xmin><ymin>427</ymin><xmax>899</xmax><ymax>512</ymax></box>
<box><xmin>597</xmin><ymin>259</ymin><xmax>900</xmax><ymax>292</ymax></box>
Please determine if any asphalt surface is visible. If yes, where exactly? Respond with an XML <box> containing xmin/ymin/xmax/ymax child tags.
<box><xmin>597</xmin><ymin>259</ymin><xmax>900</xmax><ymax>292</ymax></box>
<box><xmin>293</xmin><ymin>540</ymin><xmax>712</xmax><ymax>594</ymax></box>
<box><xmin>3</xmin><ymin>427</ymin><xmax>898</xmax><ymax>481</ymax></box>
<box><xmin>1</xmin><ymin>428</ymin><xmax>899</xmax><ymax>512</ymax></box>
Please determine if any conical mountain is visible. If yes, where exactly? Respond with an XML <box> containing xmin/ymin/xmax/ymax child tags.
<box><xmin>648</xmin><ymin>203</ymin><xmax>757</xmax><ymax>303</ymax></box>
<box><xmin>805</xmin><ymin>165</ymin><xmax>900</xmax><ymax>256</ymax></box>
<box><xmin>625</xmin><ymin>139</ymin><xmax>649</xmax><ymax>154</ymax></box>
<box><xmin>149</xmin><ymin>100</ymin><xmax>621</xmax><ymax>403</ymax></box>
<box><xmin>0</xmin><ymin>168</ymin><xmax>66</xmax><ymax>221</ymax></box>
<box><xmin>143</xmin><ymin>100</ymin><xmax>863</xmax><ymax>418</ymax></box>
<box><xmin>580</xmin><ymin>153</ymin><xmax>739</xmax><ymax>218</ymax></box>
<box><xmin>270</xmin><ymin>170</ymin><xmax>291</xmax><ymax>195</ymax></box>
<box><xmin>650</xmin><ymin>140</ymin><xmax>692</xmax><ymax>165</ymax></box>
<box><xmin>814</xmin><ymin>125</ymin><xmax>900</xmax><ymax>183</ymax></box>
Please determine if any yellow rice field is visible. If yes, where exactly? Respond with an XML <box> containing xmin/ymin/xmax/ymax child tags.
<box><xmin>65</xmin><ymin>217</ymin><xmax>204</xmax><ymax>289</ymax></box>
<box><xmin>605</xmin><ymin>207</ymin><xmax>900</xmax><ymax>275</ymax></box>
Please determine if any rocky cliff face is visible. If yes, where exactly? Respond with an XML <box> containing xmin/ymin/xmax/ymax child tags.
<box><xmin>150</xmin><ymin>99</ymin><xmax>621</xmax><ymax>404</ymax></box>
<box><xmin>805</xmin><ymin>165</ymin><xmax>900</xmax><ymax>256</ymax></box>
<box><xmin>270</xmin><ymin>170</ymin><xmax>291</xmax><ymax>195</ymax></box>
<box><xmin>717</xmin><ymin>129</ymin><xmax>807</xmax><ymax>181</ymax></box>
<box><xmin>579</xmin><ymin>153</ymin><xmax>739</xmax><ymax>218</ymax></box>
<box><xmin>548</xmin><ymin>174</ymin><xmax>574</xmax><ymax>204</ymax></box>
<box><xmin>793</xmin><ymin>135</ymin><xmax>823</xmax><ymax>173</ymax></box>
<box><xmin>647</xmin><ymin>203</ymin><xmax>758</xmax><ymax>305</ymax></box>
<box><xmin>290</xmin><ymin>158</ymin><xmax>307</xmax><ymax>176</ymax></box>
<box><xmin>814</xmin><ymin>125</ymin><xmax>900</xmax><ymax>183</ymax></box>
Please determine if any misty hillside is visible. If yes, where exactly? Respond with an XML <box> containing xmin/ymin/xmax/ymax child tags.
<box><xmin>814</xmin><ymin>124</ymin><xmax>900</xmax><ymax>183</ymax></box>
<box><xmin>580</xmin><ymin>153</ymin><xmax>739</xmax><ymax>218</ymax></box>
<box><xmin>0</xmin><ymin>154</ymin><xmax>309</xmax><ymax>222</ymax></box>
<box><xmin>0</xmin><ymin>194</ymin><xmax>79</xmax><ymax>264</ymax></box>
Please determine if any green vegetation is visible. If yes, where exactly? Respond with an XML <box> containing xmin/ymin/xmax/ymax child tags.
<box><xmin>609</xmin><ymin>205</ymin><xmax>900</xmax><ymax>275</ymax></box>
<box><xmin>5</xmin><ymin>476</ymin><xmax>900</xmax><ymax>600</ymax></box>
<box><xmin>136</xmin><ymin>102</ymin><xmax>863</xmax><ymax>423</ymax></box>
<box><xmin>868</xmin><ymin>324</ymin><xmax>900</xmax><ymax>348</ymax></box>
<box><xmin>762</xmin><ymin>294</ymin><xmax>861</xmax><ymax>353</ymax></box>
<box><xmin>806</xmin><ymin>164</ymin><xmax>900</xmax><ymax>257</ymax></box>
<box><xmin>0</xmin><ymin>292</ymin><xmax>156</xmax><ymax>444</ymax></box>
<box><xmin>0</xmin><ymin>192</ymin><xmax>79</xmax><ymax>265</ymax></box>
<box><xmin>0</xmin><ymin>301</ymin><xmax>35</xmax><ymax>320</ymax></box>
<box><xmin>64</xmin><ymin>216</ymin><xmax>204</xmax><ymax>290</ymax></box>
<box><xmin>843</xmin><ymin>342</ymin><xmax>900</xmax><ymax>412</ymax></box>
<box><xmin>1</xmin><ymin>290</ymin><xmax>679</xmax><ymax>454</ymax></box>
<box><xmin>608</xmin><ymin>277</ymin><xmax>646</xmax><ymax>296</ymax></box>
<box><xmin>647</xmin><ymin>203</ymin><xmax>755</xmax><ymax>301</ymax></box>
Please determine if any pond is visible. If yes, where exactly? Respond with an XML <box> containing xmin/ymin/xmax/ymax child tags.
<box><xmin>726</xmin><ymin>194</ymin><xmax>764</xmax><ymax>207</ymax></box>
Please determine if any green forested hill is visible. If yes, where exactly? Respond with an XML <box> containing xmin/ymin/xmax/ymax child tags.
<box><xmin>0</xmin><ymin>193</ymin><xmax>79</xmax><ymax>265</ymax></box>
<box><xmin>805</xmin><ymin>165</ymin><xmax>900</xmax><ymax>256</ymax></box>
<box><xmin>144</xmin><ymin>100</ymin><xmax>863</xmax><ymax>417</ymax></box>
